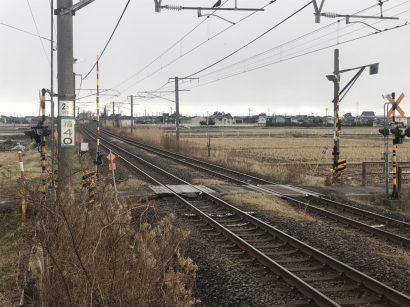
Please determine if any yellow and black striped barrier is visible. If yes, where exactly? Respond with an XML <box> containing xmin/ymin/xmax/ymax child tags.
<box><xmin>334</xmin><ymin>159</ymin><xmax>347</xmax><ymax>175</ymax></box>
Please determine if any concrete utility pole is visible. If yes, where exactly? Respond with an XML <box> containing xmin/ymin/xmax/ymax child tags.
<box><xmin>56</xmin><ymin>0</ymin><xmax>95</xmax><ymax>188</ymax></box>
<box><xmin>332</xmin><ymin>49</ymin><xmax>341</xmax><ymax>180</ymax></box>
<box><xmin>175</xmin><ymin>76</ymin><xmax>180</xmax><ymax>144</ymax></box>
<box><xmin>50</xmin><ymin>0</ymin><xmax>56</xmax><ymax>190</ymax></box>
<box><xmin>170</xmin><ymin>76</ymin><xmax>198</xmax><ymax>149</ymax></box>
<box><xmin>130</xmin><ymin>95</ymin><xmax>134</xmax><ymax>131</ymax></box>
<box><xmin>57</xmin><ymin>0</ymin><xmax>75</xmax><ymax>187</ymax></box>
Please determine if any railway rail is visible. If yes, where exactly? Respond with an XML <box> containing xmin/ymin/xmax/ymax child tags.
<box><xmin>81</xmin><ymin>127</ymin><xmax>410</xmax><ymax>306</ymax></box>
<box><xmin>98</xmin><ymin>128</ymin><xmax>410</xmax><ymax>249</ymax></box>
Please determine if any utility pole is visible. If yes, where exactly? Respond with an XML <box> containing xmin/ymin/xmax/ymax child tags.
<box><xmin>127</xmin><ymin>95</ymin><xmax>142</xmax><ymax>132</ymax></box>
<box><xmin>332</xmin><ymin>49</ymin><xmax>341</xmax><ymax>181</ymax></box>
<box><xmin>175</xmin><ymin>76</ymin><xmax>180</xmax><ymax>145</ymax></box>
<box><xmin>170</xmin><ymin>76</ymin><xmax>198</xmax><ymax>150</ymax></box>
<box><xmin>57</xmin><ymin>0</ymin><xmax>76</xmax><ymax>188</ymax></box>
<box><xmin>56</xmin><ymin>0</ymin><xmax>95</xmax><ymax>189</ymax></box>
<box><xmin>130</xmin><ymin>95</ymin><xmax>134</xmax><ymax>132</ymax></box>
<box><xmin>326</xmin><ymin>48</ymin><xmax>379</xmax><ymax>182</ymax></box>
<box><xmin>50</xmin><ymin>0</ymin><xmax>56</xmax><ymax>191</ymax></box>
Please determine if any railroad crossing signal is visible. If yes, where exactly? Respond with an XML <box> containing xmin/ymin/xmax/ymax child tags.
<box><xmin>387</xmin><ymin>92</ymin><xmax>405</xmax><ymax>117</ymax></box>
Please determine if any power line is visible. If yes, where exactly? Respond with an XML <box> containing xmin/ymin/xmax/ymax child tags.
<box><xmin>116</xmin><ymin>0</ymin><xmax>277</xmax><ymax>96</ymax></box>
<box><xmin>189</xmin><ymin>20</ymin><xmax>410</xmax><ymax>90</ymax></box>
<box><xmin>77</xmin><ymin>0</ymin><xmax>258</xmax><ymax>101</ymax></box>
<box><xmin>26</xmin><ymin>0</ymin><xmax>49</xmax><ymax>63</ymax></box>
<box><xmin>135</xmin><ymin>9</ymin><xmax>409</xmax><ymax>105</ymax></box>
<box><xmin>197</xmin><ymin>0</ymin><xmax>410</xmax><ymax>81</ymax></box>
<box><xmin>0</xmin><ymin>21</ymin><xmax>52</xmax><ymax>42</ymax></box>
<box><xmin>82</xmin><ymin>0</ymin><xmax>131</xmax><ymax>81</ymax></box>
<box><xmin>183</xmin><ymin>1</ymin><xmax>312</xmax><ymax>78</ymax></box>
<box><xmin>107</xmin><ymin>0</ymin><xmax>237</xmax><ymax>95</ymax></box>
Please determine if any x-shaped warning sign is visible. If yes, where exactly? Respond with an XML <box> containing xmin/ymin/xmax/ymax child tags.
<box><xmin>387</xmin><ymin>92</ymin><xmax>405</xmax><ymax>117</ymax></box>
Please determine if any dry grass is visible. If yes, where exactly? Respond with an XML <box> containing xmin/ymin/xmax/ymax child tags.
<box><xmin>107</xmin><ymin>125</ymin><xmax>410</xmax><ymax>186</ymax></box>
<box><xmin>378</xmin><ymin>250</ymin><xmax>410</xmax><ymax>267</ymax></box>
<box><xmin>191</xmin><ymin>178</ymin><xmax>229</xmax><ymax>186</ymax></box>
<box><xmin>19</xmin><ymin>184</ymin><xmax>198</xmax><ymax>306</ymax></box>
<box><xmin>222</xmin><ymin>192</ymin><xmax>315</xmax><ymax>222</ymax></box>
<box><xmin>0</xmin><ymin>150</ymin><xmax>41</xmax><ymax>181</ymax></box>
<box><xmin>0</xmin><ymin>211</ymin><xmax>20</xmax><ymax>299</ymax></box>
<box><xmin>117</xmin><ymin>178</ymin><xmax>148</xmax><ymax>189</ymax></box>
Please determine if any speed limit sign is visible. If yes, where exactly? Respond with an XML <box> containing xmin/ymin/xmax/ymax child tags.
<box><xmin>61</xmin><ymin>117</ymin><xmax>75</xmax><ymax>148</ymax></box>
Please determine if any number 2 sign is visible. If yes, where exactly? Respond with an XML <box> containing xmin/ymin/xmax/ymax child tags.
<box><xmin>59</xmin><ymin>101</ymin><xmax>74</xmax><ymax>117</ymax></box>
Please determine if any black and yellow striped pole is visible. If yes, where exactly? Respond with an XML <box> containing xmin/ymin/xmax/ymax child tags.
<box><xmin>39</xmin><ymin>88</ymin><xmax>48</xmax><ymax>194</ymax></box>
<box><xmin>390</xmin><ymin>93</ymin><xmax>399</xmax><ymax>199</ymax></box>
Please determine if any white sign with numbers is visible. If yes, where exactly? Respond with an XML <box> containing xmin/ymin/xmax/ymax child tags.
<box><xmin>59</xmin><ymin>101</ymin><xmax>74</xmax><ymax>117</ymax></box>
<box><xmin>61</xmin><ymin>117</ymin><xmax>75</xmax><ymax>148</ymax></box>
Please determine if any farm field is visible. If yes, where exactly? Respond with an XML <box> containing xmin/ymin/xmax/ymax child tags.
<box><xmin>115</xmin><ymin>125</ymin><xmax>410</xmax><ymax>185</ymax></box>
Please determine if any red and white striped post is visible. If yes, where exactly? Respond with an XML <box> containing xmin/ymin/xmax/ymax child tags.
<box><xmin>18</xmin><ymin>151</ymin><xmax>27</xmax><ymax>221</ymax></box>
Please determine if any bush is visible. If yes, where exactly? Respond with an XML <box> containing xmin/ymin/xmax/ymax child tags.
<box><xmin>21</xmin><ymin>185</ymin><xmax>198</xmax><ymax>306</ymax></box>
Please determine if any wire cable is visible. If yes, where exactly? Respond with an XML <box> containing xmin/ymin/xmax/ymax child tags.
<box><xmin>82</xmin><ymin>0</ymin><xmax>131</xmax><ymax>81</ymax></box>
<box><xmin>78</xmin><ymin>0</ymin><xmax>276</xmax><ymax>101</ymax></box>
<box><xmin>197</xmin><ymin>1</ymin><xmax>410</xmax><ymax>81</ymax></box>
<box><xmin>117</xmin><ymin>0</ymin><xmax>278</xmax><ymax>96</ymax></box>
<box><xmin>0</xmin><ymin>21</ymin><xmax>52</xmax><ymax>42</ymax></box>
<box><xmin>26</xmin><ymin>0</ymin><xmax>50</xmax><ymax>63</ymax></box>
<box><xmin>183</xmin><ymin>1</ymin><xmax>313</xmax><ymax>78</ymax></box>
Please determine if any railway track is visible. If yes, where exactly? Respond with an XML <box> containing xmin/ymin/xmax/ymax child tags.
<box><xmin>82</xmin><ymin>127</ymin><xmax>410</xmax><ymax>306</ymax></box>
<box><xmin>99</xmin><ymin>128</ymin><xmax>410</xmax><ymax>249</ymax></box>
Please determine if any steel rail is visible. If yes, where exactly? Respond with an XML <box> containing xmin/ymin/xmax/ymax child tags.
<box><xmin>82</xmin><ymin>127</ymin><xmax>410</xmax><ymax>306</ymax></box>
<box><xmin>100</xmin><ymin>129</ymin><xmax>410</xmax><ymax>248</ymax></box>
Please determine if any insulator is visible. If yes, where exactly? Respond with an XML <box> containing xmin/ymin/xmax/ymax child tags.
<box><xmin>164</xmin><ymin>5</ymin><xmax>183</xmax><ymax>11</ymax></box>
<box><xmin>321</xmin><ymin>12</ymin><xmax>338</xmax><ymax>18</ymax></box>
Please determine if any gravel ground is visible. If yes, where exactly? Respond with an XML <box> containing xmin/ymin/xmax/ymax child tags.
<box><xmin>227</xmin><ymin>199</ymin><xmax>410</xmax><ymax>296</ymax></box>
<box><xmin>142</xmin><ymin>197</ymin><xmax>310</xmax><ymax>307</ymax></box>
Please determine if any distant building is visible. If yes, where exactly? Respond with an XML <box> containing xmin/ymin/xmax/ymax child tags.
<box><xmin>358</xmin><ymin>111</ymin><xmax>376</xmax><ymax>125</ymax></box>
<box><xmin>181</xmin><ymin>116</ymin><xmax>206</xmax><ymax>126</ymax></box>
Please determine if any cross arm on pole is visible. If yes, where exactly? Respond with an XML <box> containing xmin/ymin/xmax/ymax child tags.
<box><xmin>55</xmin><ymin>0</ymin><xmax>96</xmax><ymax>16</ymax></box>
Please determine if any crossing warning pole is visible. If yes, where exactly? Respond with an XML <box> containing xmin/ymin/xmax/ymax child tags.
<box><xmin>39</xmin><ymin>89</ymin><xmax>48</xmax><ymax>194</ymax></box>
<box><xmin>387</xmin><ymin>92</ymin><xmax>406</xmax><ymax>199</ymax></box>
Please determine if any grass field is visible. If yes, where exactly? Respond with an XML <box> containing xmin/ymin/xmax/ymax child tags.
<box><xmin>112</xmin><ymin>125</ymin><xmax>410</xmax><ymax>186</ymax></box>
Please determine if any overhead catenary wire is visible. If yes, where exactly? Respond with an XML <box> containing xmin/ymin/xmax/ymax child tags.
<box><xmin>77</xmin><ymin>0</ymin><xmax>276</xmax><ymax>102</ymax></box>
<box><xmin>110</xmin><ymin>0</ymin><xmax>231</xmax><ymax>91</ymax></box>
<box><xmin>133</xmin><ymin>11</ymin><xmax>409</xmax><ymax>106</ymax></box>
<box><xmin>112</xmin><ymin>0</ymin><xmax>391</xmax><ymax>101</ymax></box>
<box><xmin>115</xmin><ymin>0</ymin><xmax>278</xmax><ymax>96</ymax></box>
<box><xmin>187</xmin><ymin>20</ymin><xmax>410</xmax><ymax>90</ymax></box>
<box><xmin>196</xmin><ymin>1</ymin><xmax>410</xmax><ymax>82</ymax></box>
<box><xmin>183</xmin><ymin>1</ymin><xmax>313</xmax><ymax>79</ymax></box>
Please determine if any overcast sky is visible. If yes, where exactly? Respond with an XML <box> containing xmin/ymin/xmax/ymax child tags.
<box><xmin>1</xmin><ymin>0</ymin><xmax>410</xmax><ymax>117</ymax></box>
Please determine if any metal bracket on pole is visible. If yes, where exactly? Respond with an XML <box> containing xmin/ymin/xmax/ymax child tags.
<box><xmin>156</xmin><ymin>1</ymin><xmax>263</xmax><ymax>13</ymax></box>
<box><xmin>55</xmin><ymin>0</ymin><xmax>95</xmax><ymax>16</ymax></box>
<box><xmin>312</xmin><ymin>0</ymin><xmax>325</xmax><ymax>23</ymax></box>
<box><xmin>197</xmin><ymin>9</ymin><xmax>235</xmax><ymax>24</ymax></box>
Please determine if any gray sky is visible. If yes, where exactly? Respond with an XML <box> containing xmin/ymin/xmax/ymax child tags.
<box><xmin>1</xmin><ymin>0</ymin><xmax>410</xmax><ymax>117</ymax></box>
